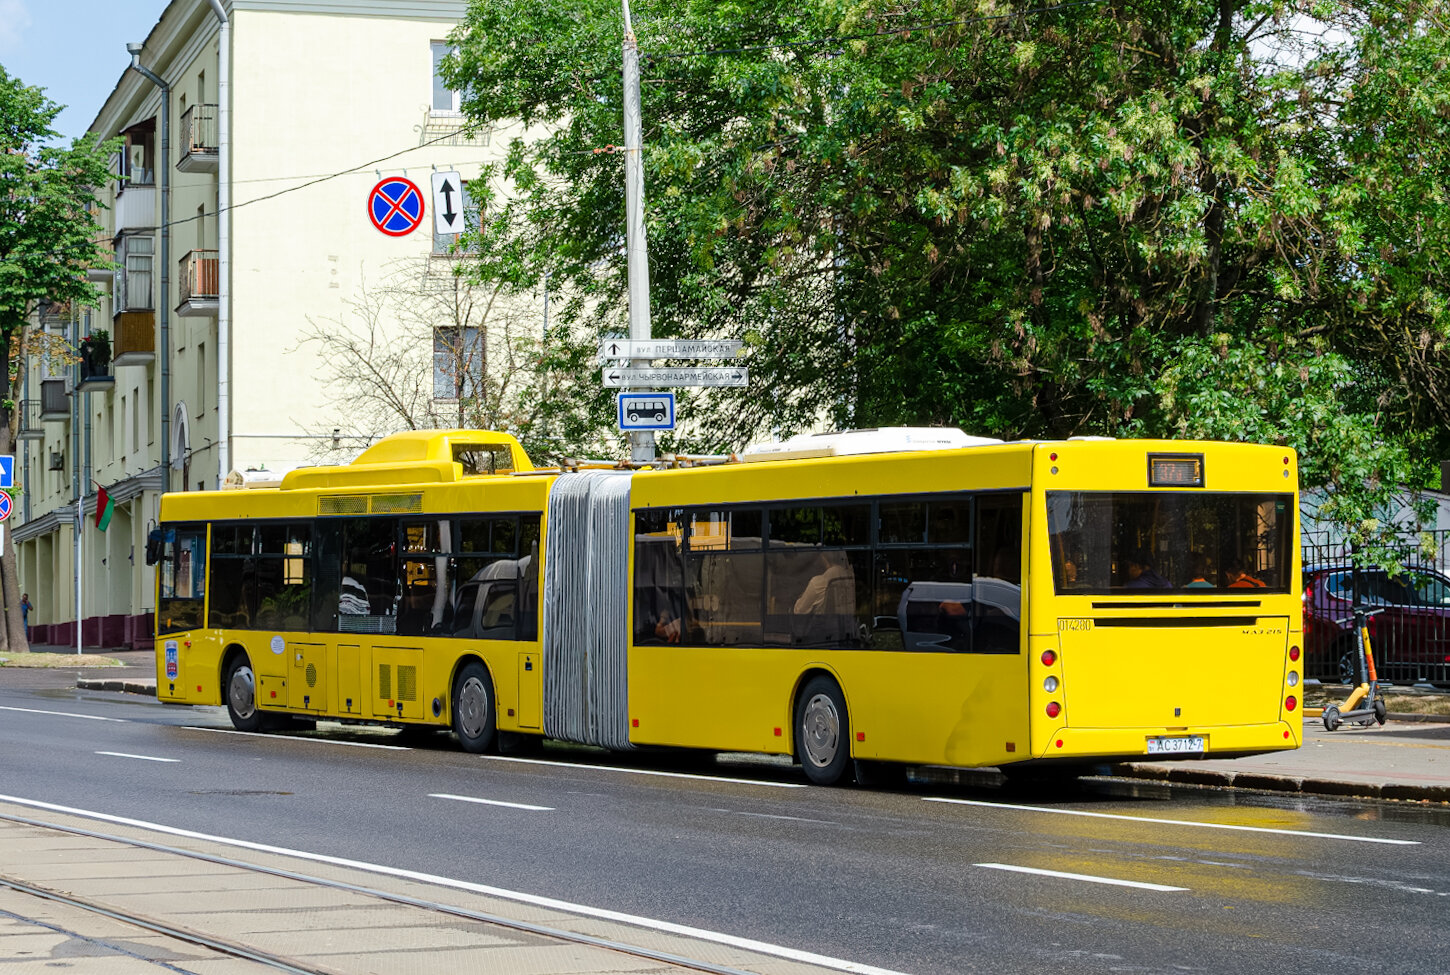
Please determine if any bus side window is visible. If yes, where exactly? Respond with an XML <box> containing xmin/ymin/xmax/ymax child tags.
<box><xmin>974</xmin><ymin>495</ymin><xmax>1023</xmax><ymax>653</ymax></box>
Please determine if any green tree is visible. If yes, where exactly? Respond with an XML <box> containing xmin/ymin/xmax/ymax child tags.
<box><xmin>446</xmin><ymin>0</ymin><xmax>1450</xmax><ymax>540</ymax></box>
<box><xmin>0</xmin><ymin>66</ymin><xmax>117</xmax><ymax>650</ymax></box>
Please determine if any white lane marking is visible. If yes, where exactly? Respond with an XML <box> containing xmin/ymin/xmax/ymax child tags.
<box><xmin>0</xmin><ymin>794</ymin><xmax>908</xmax><ymax>975</ymax></box>
<box><xmin>924</xmin><ymin>797</ymin><xmax>1419</xmax><ymax>846</ymax></box>
<box><xmin>431</xmin><ymin>793</ymin><xmax>554</xmax><ymax>812</ymax></box>
<box><xmin>486</xmin><ymin>755</ymin><xmax>806</xmax><ymax>788</ymax></box>
<box><xmin>0</xmin><ymin>705</ymin><xmax>126</xmax><ymax>722</ymax></box>
<box><xmin>183</xmin><ymin>726</ymin><xmax>409</xmax><ymax>750</ymax></box>
<box><xmin>709</xmin><ymin>808</ymin><xmax>839</xmax><ymax>825</ymax></box>
<box><xmin>96</xmin><ymin>752</ymin><xmax>180</xmax><ymax>764</ymax></box>
<box><xmin>977</xmin><ymin>862</ymin><xmax>1188</xmax><ymax>892</ymax></box>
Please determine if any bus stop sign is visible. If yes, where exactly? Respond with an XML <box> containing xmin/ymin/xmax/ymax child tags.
<box><xmin>617</xmin><ymin>392</ymin><xmax>675</xmax><ymax>431</ymax></box>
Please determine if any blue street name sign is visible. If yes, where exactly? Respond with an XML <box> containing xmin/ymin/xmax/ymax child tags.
<box><xmin>617</xmin><ymin>392</ymin><xmax>675</xmax><ymax>432</ymax></box>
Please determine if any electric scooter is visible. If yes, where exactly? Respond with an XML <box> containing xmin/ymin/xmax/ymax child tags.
<box><xmin>1318</xmin><ymin>607</ymin><xmax>1388</xmax><ymax>731</ymax></box>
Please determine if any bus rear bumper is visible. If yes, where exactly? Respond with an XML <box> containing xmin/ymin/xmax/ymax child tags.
<box><xmin>1034</xmin><ymin>721</ymin><xmax>1301</xmax><ymax>762</ymax></box>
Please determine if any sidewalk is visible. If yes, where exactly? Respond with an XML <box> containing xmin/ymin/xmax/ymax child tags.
<box><xmin>20</xmin><ymin>646</ymin><xmax>1450</xmax><ymax>804</ymax></box>
<box><xmin>0</xmin><ymin>802</ymin><xmax>837</xmax><ymax>975</ymax></box>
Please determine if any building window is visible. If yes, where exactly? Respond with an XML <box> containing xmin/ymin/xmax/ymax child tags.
<box><xmin>431</xmin><ymin>41</ymin><xmax>461</xmax><ymax>114</ymax></box>
<box><xmin>122</xmin><ymin>125</ymin><xmax>155</xmax><ymax>187</ymax></box>
<box><xmin>117</xmin><ymin>235</ymin><xmax>155</xmax><ymax>311</ymax></box>
<box><xmin>433</xmin><ymin>326</ymin><xmax>482</xmax><ymax>401</ymax></box>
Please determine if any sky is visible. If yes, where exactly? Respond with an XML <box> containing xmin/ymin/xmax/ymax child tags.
<box><xmin>0</xmin><ymin>0</ymin><xmax>171</xmax><ymax>143</ymax></box>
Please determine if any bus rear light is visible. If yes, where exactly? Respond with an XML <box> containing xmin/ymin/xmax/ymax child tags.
<box><xmin>1287</xmin><ymin>672</ymin><xmax>1299</xmax><ymax>687</ymax></box>
<box><xmin>1045</xmin><ymin>701</ymin><xmax>1061</xmax><ymax>718</ymax></box>
<box><xmin>1285</xmin><ymin>696</ymin><xmax>1297</xmax><ymax>711</ymax></box>
<box><xmin>1289</xmin><ymin>645</ymin><xmax>1300</xmax><ymax>662</ymax></box>
<box><xmin>1043</xmin><ymin>676</ymin><xmax>1059</xmax><ymax>693</ymax></box>
<box><xmin>1041</xmin><ymin>650</ymin><xmax>1057</xmax><ymax>667</ymax></box>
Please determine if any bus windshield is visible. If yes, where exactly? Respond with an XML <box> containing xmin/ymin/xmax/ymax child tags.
<box><xmin>1046</xmin><ymin>491</ymin><xmax>1293</xmax><ymax>594</ymax></box>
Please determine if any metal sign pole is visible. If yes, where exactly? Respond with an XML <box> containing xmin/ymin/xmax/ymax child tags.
<box><xmin>75</xmin><ymin>494</ymin><xmax>82</xmax><ymax>655</ymax></box>
<box><xmin>622</xmin><ymin>0</ymin><xmax>655</xmax><ymax>463</ymax></box>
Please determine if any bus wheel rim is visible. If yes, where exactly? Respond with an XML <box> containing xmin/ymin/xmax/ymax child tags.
<box><xmin>801</xmin><ymin>693</ymin><xmax>839</xmax><ymax>768</ymax></box>
<box><xmin>230</xmin><ymin>665</ymin><xmax>256</xmax><ymax>720</ymax></box>
<box><xmin>458</xmin><ymin>677</ymin><xmax>489</xmax><ymax>739</ymax></box>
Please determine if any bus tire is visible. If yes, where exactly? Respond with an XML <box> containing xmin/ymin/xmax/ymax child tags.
<box><xmin>224</xmin><ymin>653</ymin><xmax>265</xmax><ymax>733</ymax></box>
<box><xmin>497</xmin><ymin>730</ymin><xmax>542</xmax><ymax>756</ymax></box>
<box><xmin>795</xmin><ymin>676</ymin><xmax>851</xmax><ymax>786</ymax></box>
<box><xmin>854</xmin><ymin>759</ymin><xmax>906</xmax><ymax>789</ymax></box>
<box><xmin>452</xmin><ymin>661</ymin><xmax>497</xmax><ymax>754</ymax></box>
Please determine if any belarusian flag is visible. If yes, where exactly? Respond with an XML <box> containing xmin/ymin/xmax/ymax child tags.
<box><xmin>95</xmin><ymin>485</ymin><xmax>114</xmax><ymax>532</ymax></box>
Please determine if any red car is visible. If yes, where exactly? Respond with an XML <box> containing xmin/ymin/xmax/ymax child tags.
<box><xmin>1302</xmin><ymin>564</ymin><xmax>1450</xmax><ymax>686</ymax></box>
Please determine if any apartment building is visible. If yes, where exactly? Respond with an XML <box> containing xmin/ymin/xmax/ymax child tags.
<box><xmin>16</xmin><ymin>0</ymin><xmax>503</xmax><ymax>647</ymax></box>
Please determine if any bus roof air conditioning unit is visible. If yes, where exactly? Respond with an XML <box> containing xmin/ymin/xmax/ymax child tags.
<box><xmin>739</xmin><ymin>427</ymin><xmax>1000</xmax><ymax>462</ymax></box>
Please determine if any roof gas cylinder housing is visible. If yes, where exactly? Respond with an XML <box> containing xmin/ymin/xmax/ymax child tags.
<box><xmin>280</xmin><ymin>430</ymin><xmax>533</xmax><ymax>491</ymax></box>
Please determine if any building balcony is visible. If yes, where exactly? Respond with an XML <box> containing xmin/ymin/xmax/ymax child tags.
<box><xmin>40</xmin><ymin>379</ymin><xmax>69</xmax><ymax>420</ymax></box>
<box><xmin>177</xmin><ymin>249</ymin><xmax>219</xmax><ymax>317</ymax></box>
<box><xmin>114</xmin><ymin>184</ymin><xmax>157</xmax><ymax>233</ymax></box>
<box><xmin>112</xmin><ymin>310</ymin><xmax>156</xmax><ymax>365</ymax></box>
<box><xmin>15</xmin><ymin>399</ymin><xmax>44</xmax><ymax>441</ymax></box>
<box><xmin>77</xmin><ymin>348</ymin><xmax>114</xmax><ymax>394</ymax></box>
<box><xmin>87</xmin><ymin>237</ymin><xmax>116</xmax><ymax>284</ymax></box>
<box><xmin>177</xmin><ymin>104</ymin><xmax>218</xmax><ymax>173</ymax></box>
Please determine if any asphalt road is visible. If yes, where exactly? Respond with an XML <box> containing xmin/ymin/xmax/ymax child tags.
<box><xmin>2</xmin><ymin>677</ymin><xmax>1448</xmax><ymax>975</ymax></box>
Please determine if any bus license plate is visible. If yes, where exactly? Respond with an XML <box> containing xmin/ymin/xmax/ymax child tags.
<box><xmin>1146</xmin><ymin>735</ymin><xmax>1204</xmax><ymax>755</ymax></box>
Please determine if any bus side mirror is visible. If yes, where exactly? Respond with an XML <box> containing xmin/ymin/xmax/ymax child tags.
<box><xmin>145</xmin><ymin>529</ymin><xmax>164</xmax><ymax>566</ymax></box>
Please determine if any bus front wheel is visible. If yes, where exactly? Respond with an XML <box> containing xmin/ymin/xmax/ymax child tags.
<box><xmin>224</xmin><ymin>654</ymin><xmax>265</xmax><ymax>733</ymax></box>
<box><xmin>795</xmin><ymin>676</ymin><xmax>851</xmax><ymax>786</ymax></box>
<box><xmin>452</xmin><ymin>661</ymin><xmax>497</xmax><ymax>754</ymax></box>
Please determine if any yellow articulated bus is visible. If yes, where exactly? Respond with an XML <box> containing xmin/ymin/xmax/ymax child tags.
<box><xmin>152</xmin><ymin>428</ymin><xmax>1303</xmax><ymax>785</ymax></box>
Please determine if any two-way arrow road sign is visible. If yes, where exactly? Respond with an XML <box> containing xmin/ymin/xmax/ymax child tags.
<box><xmin>602</xmin><ymin>367</ymin><xmax>748</xmax><ymax>388</ymax></box>
<box><xmin>598</xmin><ymin>339</ymin><xmax>743</xmax><ymax>360</ymax></box>
<box><xmin>431</xmin><ymin>171</ymin><xmax>465</xmax><ymax>235</ymax></box>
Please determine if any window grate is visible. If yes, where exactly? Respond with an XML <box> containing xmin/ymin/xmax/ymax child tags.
<box><xmin>371</xmin><ymin>494</ymin><xmax>423</xmax><ymax>514</ymax></box>
<box><xmin>319</xmin><ymin>495</ymin><xmax>368</xmax><ymax>515</ymax></box>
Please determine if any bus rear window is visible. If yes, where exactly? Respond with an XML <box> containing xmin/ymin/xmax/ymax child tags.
<box><xmin>1046</xmin><ymin>492</ymin><xmax>1292</xmax><ymax>594</ymax></box>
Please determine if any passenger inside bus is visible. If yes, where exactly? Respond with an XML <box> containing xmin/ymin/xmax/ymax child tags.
<box><xmin>791</xmin><ymin>550</ymin><xmax>857</xmax><ymax>645</ymax></box>
<box><xmin>1184</xmin><ymin>552</ymin><xmax>1214</xmax><ymax>588</ymax></box>
<box><xmin>1124</xmin><ymin>549</ymin><xmax>1171</xmax><ymax>589</ymax></box>
<box><xmin>1226</xmin><ymin>559</ymin><xmax>1267</xmax><ymax>588</ymax></box>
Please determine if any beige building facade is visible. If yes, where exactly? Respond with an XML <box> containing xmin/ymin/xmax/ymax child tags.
<box><xmin>15</xmin><ymin>0</ymin><xmax>507</xmax><ymax>647</ymax></box>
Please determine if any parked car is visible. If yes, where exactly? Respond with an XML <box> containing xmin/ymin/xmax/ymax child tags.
<box><xmin>1302</xmin><ymin>563</ymin><xmax>1450</xmax><ymax>686</ymax></box>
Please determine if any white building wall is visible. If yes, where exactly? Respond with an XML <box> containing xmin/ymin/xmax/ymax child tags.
<box><xmin>226</xmin><ymin>6</ymin><xmax>488</xmax><ymax>474</ymax></box>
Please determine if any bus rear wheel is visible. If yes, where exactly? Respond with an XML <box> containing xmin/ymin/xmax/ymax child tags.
<box><xmin>224</xmin><ymin>653</ymin><xmax>265</xmax><ymax>733</ymax></box>
<box><xmin>795</xmin><ymin>676</ymin><xmax>851</xmax><ymax>786</ymax></box>
<box><xmin>452</xmin><ymin>661</ymin><xmax>496</xmax><ymax>754</ymax></box>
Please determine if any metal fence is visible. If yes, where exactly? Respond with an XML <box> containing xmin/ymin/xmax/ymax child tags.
<box><xmin>1302</xmin><ymin>529</ymin><xmax>1450</xmax><ymax>686</ymax></box>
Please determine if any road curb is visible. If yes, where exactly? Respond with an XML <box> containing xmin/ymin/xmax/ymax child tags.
<box><xmin>78</xmin><ymin>678</ymin><xmax>156</xmax><ymax>696</ymax></box>
<box><xmin>1110</xmin><ymin>763</ymin><xmax>1450</xmax><ymax>804</ymax></box>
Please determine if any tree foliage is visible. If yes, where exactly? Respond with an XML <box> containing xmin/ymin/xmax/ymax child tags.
<box><xmin>446</xmin><ymin>0</ymin><xmax>1450</xmax><ymax>533</ymax></box>
<box><xmin>0</xmin><ymin>66</ymin><xmax>117</xmax><ymax>649</ymax></box>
